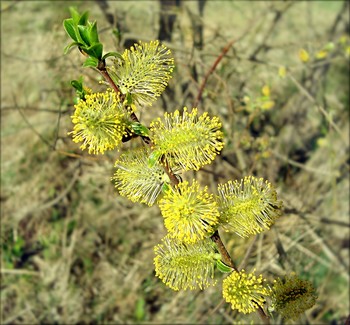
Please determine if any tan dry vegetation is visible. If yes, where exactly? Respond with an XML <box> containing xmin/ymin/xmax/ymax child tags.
<box><xmin>1</xmin><ymin>1</ymin><xmax>349</xmax><ymax>324</ymax></box>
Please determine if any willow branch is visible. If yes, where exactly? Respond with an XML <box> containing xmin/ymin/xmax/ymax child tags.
<box><xmin>97</xmin><ymin>61</ymin><xmax>179</xmax><ymax>187</ymax></box>
<box><xmin>211</xmin><ymin>230</ymin><xmax>271</xmax><ymax>323</ymax></box>
<box><xmin>210</xmin><ymin>230</ymin><xmax>237</xmax><ymax>271</ymax></box>
<box><xmin>98</xmin><ymin>67</ymin><xmax>122</xmax><ymax>97</ymax></box>
<box><xmin>256</xmin><ymin>304</ymin><xmax>270</xmax><ymax>325</ymax></box>
<box><xmin>97</xmin><ymin>62</ymin><xmax>146</xmax><ymax>129</ymax></box>
<box><xmin>193</xmin><ymin>39</ymin><xmax>235</xmax><ymax>107</ymax></box>
<box><xmin>98</xmin><ymin>54</ymin><xmax>271</xmax><ymax>324</ymax></box>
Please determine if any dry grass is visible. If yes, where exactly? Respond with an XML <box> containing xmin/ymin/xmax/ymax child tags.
<box><xmin>1</xmin><ymin>1</ymin><xmax>349</xmax><ymax>324</ymax></box>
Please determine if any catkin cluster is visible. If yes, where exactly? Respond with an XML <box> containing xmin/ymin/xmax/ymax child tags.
<box><xmin>64</xmin><ymin>8</ymin><xmax>316</xmax><ymax>321</ymax></box>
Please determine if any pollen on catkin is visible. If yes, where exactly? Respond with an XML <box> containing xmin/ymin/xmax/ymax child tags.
<box><xmin>107</xmin><ymin>40</ymin><xmax>174</xmax><ymax>106</ymax></box>
<box><xmin>154</xmin><ymin>235</ymin><xmax>218</xmax><ymax>291</ymax></box>
<box><xmin>159</xmin><ymin>180</ymin><xmax>219</xmax><ymax>243</ymax></box>
<box><xmin>69</xmin><ymin>90</ymin><xmax>130</xmax><ymax>154</ymax></box>
<box><xmin>150</xmin><ymin>107</ymin><xmax>224</xmax><ymax>171</ymax></box>
<box><xmin>222</xmin><ymin>269</ymin><xmax>271</xmax><ymax>314</ymax></box>
<box><xmin>113</xmin><ymin>146</ymin><xmax>178</xmax><ymax>206</ymax></box>
<box><xmin>217</xmin><ymin>176</ymin><xmax>283</xmax><ymax>237</ymax></box>
<box><xmin>271</xmin><ymin>274</ymin><xmax>317</xmax><ymax>320</ymax></box>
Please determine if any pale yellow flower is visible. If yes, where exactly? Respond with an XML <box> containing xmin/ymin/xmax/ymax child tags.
<box><xmin>278</xmin><ymin>66</ymin><xmax>287</xmax><ymax>78</ymax></box>
<box><xmin>299</xmin><ymin>49</ymin><xmax>310</xmax><ymax>63</ymax></box>
<box><xmin>154</xmin><ymin>236</ymin><xmax>218</xmax><ymax>291</ymax></box>
<box><xmin>261</xmin><ymin>85</ymin><xmax>270</xmax><ymax>97</ymax></box>
<box><xmin>150</xmin><ymin>107</ymin><xmax>224</xmax><ymax>171</ymax></box>
<box><xmin>159</xmin><ymin>180</ymin><xmax>219</xmax><ymax>243</ymax></box>
<box><xmin>217</xmin><ymin>176</ymin><xmax>283</xmax><ymax>237</ymax></box>
<box><xmin>107</xmin><ymin>40</ymin><xmax>174</xmax><ymax>106</ymax></box>
<box><xmin>69</xmin><ymin>90</ymin><xmax>130</xmax><ymax>154</ymax></box>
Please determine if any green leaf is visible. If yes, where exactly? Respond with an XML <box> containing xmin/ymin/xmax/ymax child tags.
<box><xmin>83</xmin><ymin>56</ymin><xmax>99</xmax><ymax>68</ymax></box>
<box><xmin>125</xmin><ymin>92</ymin><xmax>133</xmax><ymax>105</ymax></box>
<box><xmin>78</xmin><ymin>25</ymin><xmax>91</xmax><ymax>46</ymax></box>
<box><xmin>78</xmin><ymin>10</ymin><xmax>89</xmax><ymax>26</ymax></box>
<box><xmin>71</xmin><ymin>79</ymin><xmax>83</xmax><ymax>92</ymax></box>
<box><xmin>134</xmin><ymin>298</ymin><xmax>146</xmax><ymax>321</ymax></box>
<box><xmin>130</xmin><ymin>122</ymin><xmax>150</xmax><ymax>136</ymax></box>
<box><xmin>89</xmin><ymin>21</ymin><xmax>99</xmax><ymax>43</ymax></box>
<box><xmin>102</xmin><ymin>51</ymin><xmax>124</xmax><ymax>61</ymax></box>
<box><xmin>112</xmin><ymin>28</ymin><xmax>121</xmax><ymax>40</ymax></box>
<box><xmin>69</xmin><ymin>7</ymin><xmax>81</xmax><ymax>24</ymax></box>
<box><xmin>71</xmin><ymin>77</ymin><xmax>89</xmax><ymax>101</ymax></box>
<box><xmin>83</xmin><ymin>43</ymin><xmax>103</xmax><ymax>60</ymax></box>
<box><xmin>13</xmin><ymin>237</ymin><xmax>25</xmax><ymax>257</ymax></box>
<box><xmin>63</xmin><ymin>19</ymin><xmax>77</xmax><ymax>41</ymax></box>
<box><xmin>63</xmin><ymin>41</ymin><xmax>83</xmax><ymax>54</ymax></box>
<box><xmin>216</xmin><ymin>259</ymin><xmax>234</xmax><ymax>273</ymax></box>
<box><xmin>162</xmin><ymin>182</ymin><xmax>170</xmax><ymax>193</ymax></box>
<box><xmin>148</xmin><ymin>150</ymin><xmax>162</xmax><ymax>168</ymax></box>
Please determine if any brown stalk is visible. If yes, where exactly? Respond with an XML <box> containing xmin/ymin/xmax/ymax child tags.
<box><xmin>256</xmin><ymin>304</ymin><xmax>270</xmax><ymax>325</ymax></box>
<box><xmin>193</xmin><ymin>39</ymin><xmax>235</xmax><ymax>108</ymax></box>
<box><xmin>210</xmin><ymin>230</ymin><xmax>237</xmax><ymax>271</ymax></box>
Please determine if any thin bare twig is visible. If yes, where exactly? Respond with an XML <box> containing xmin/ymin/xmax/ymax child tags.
<box><xmin>193</xmin><ymin>39</ymin><xmax>235</xmax><ymax>108</ymax></box>
<box><xmin>238</xmin><ymin>236</ymin><xmax>258</xmax><ymax>270</ymax></box>
<box><xmin>271</xmin><ymin>150</ymin><xmax>340</xmax><ymax>177</ymax></box>
<box><xmin>14</xmin><ymin>98</ymin><xmax>55</xmax><ymax>151</ymax></box>
<box><xmin>248</xmin><ymin>2</ymin><xmax>294</xmax><ymax>61</ymax></box>
<box><xmin>52</xmin><ymin>100</ymin><xmax>64</xmax><ymax>149</ymax></box>
<box><xmin>14</xmin><ymin>162</ymin><xmax>81</xmax><ymax>221</ymax></box>
<box><xmin>288</xmin><ymin>73</ymin><xmax>347</xmax><ymax>145</ymax></box>
<box><xmin>0</xmin><ymin>268</ymin><xmax>40</xmax><ymax>276</ymax></box>
<box><xmin>284</xmin><ymin>207</ymin><xmax>350</xmax><ymax>228</ymax></box>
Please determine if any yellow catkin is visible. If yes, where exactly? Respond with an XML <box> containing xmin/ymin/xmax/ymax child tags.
<box><xmin>113</xmin><ymin>147</ymin><xmax>179</xmax><ymax>206</ymax></box>
<box><xmin>159</xmin><ymin>180</ymin><xmax>219</xmax><ymax>243</ymax></box>
<box><xmin>154</xmin><ymin>236</ymin><xmax>217</xmax><ymax>291</ymax></box>
<box><xmin>222</xmin><ymin>269</ymin><xmax>271</xmax><ymax>314</ymax></box>
<box><xmin>150</xmin><ymin>108</ymin><xmax>224</xmax><ymax>170</ymax></box>
<box><xmin>107</xmin><ymin>40</ymin><xmax>174</xmax><ymax>106</ymax></box>
<box><xmin>217</xmin><ymin>176</ymin><xmax>283</xmax><ymax>237</ymax></box>
<box><xmin>69</xmin><ymin>90</ymin><xmax>129</xmax><ymax>154</ymax></box>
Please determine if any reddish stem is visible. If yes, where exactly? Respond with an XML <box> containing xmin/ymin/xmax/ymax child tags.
<box><xmin>99</xmin><ymin>67</ymin><xmax>122</xmax><ymax>97</ymax></box>
<box><xmin>211</xmin><ymin>230</ymin><xmax>237</xmax><ymax>271</ymax></box>
<box><xmin>193</xmin><ymin>39</ymin><xmax>235</xmax><ymax>108</ymax></box>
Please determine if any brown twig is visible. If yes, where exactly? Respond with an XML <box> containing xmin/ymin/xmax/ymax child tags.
<box><xmin>98</xmin><ymin>66</ymin><xmax>123</xmax><ymax>100</ymax></box>
<box><xmin>193</xmin><ymin>39</ymin><xmax>235</xmax><ymax>108</ymax></box>
<box><xmin>210</xmin><ymin>230</ymin><xmax>271</xmax><ymax>323</ymax></box>
<box><xmin>14</xmin><ymin>97</ymin><xmax>55</xmax><ymax>151</ymax></box>
<box><xmin>256</xmin><ymin>304</ymin><xmax>270</xmax><ymax>325</ymax></box>
<box><xmin>287</xmin><ymin>73</ymin><xmax>347</xmax><ymax>145</ymax></box>
<box><xmin>248</xmin><ymin>2</ymin><xmax>294</xmax><ymax>61</ymax></box>
<box><xmin>210</xmin><ymin>230</ymin><xmax>237</xmax><ymax>271</ymax></box>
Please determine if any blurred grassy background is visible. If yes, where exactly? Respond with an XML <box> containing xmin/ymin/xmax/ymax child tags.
<box><xmin>1</xmin><ymin>1</ymin><xmax>349</xmax><ymax>324</ymax></box>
